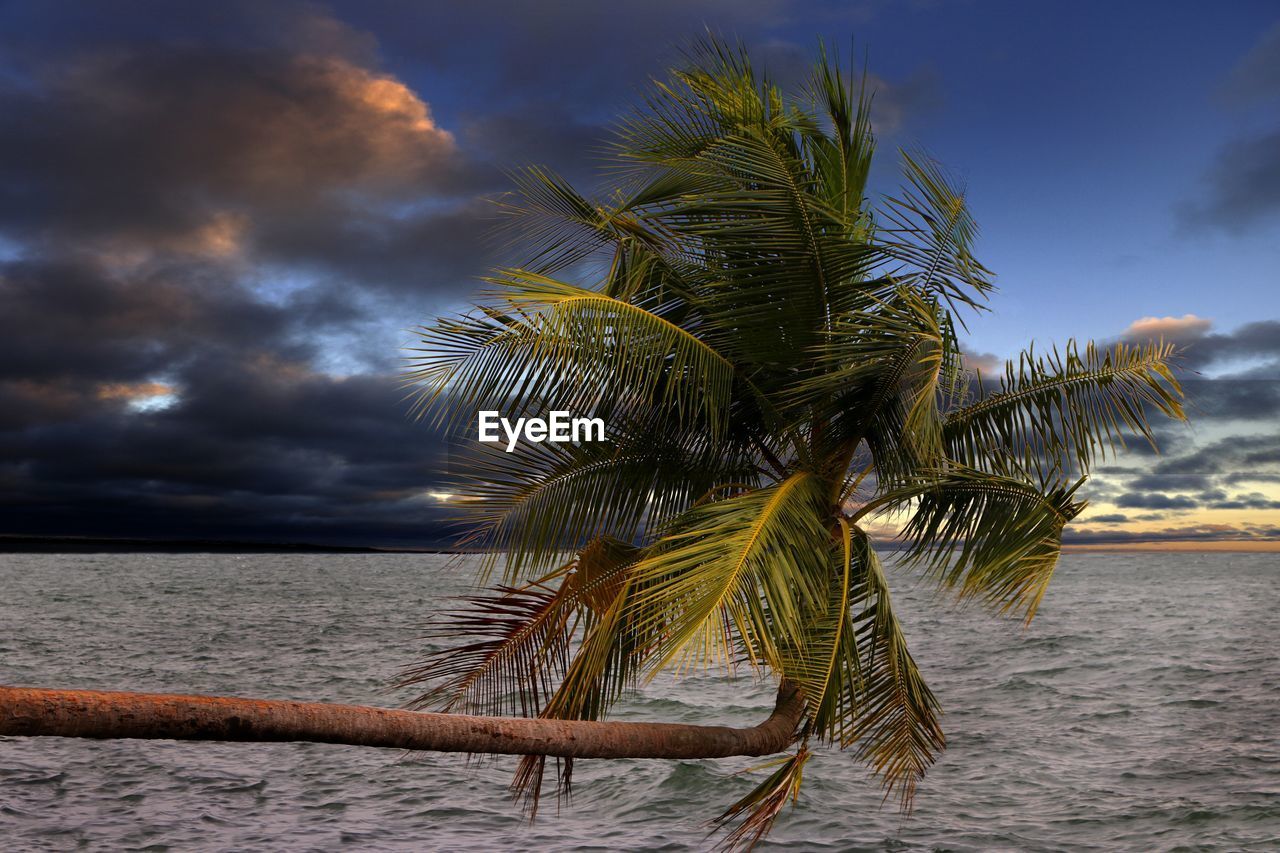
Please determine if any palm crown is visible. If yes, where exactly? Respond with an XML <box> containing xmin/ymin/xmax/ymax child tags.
<box><xmin>405</xmin><ymin>40</ymin><xmax>1185</xmax><ymax>848</ymax></box>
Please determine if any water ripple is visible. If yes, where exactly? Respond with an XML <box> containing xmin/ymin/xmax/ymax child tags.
<box><xmin>2</xmin><ymin>552</ymin><xmax>1278</xmax><ymax>850</ymax></box>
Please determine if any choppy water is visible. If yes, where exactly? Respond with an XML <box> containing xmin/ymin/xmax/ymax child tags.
<box><xmin>2</xmin><ymin>552</ymin><xmax>1278</xmax><ymax>851</ymax></box>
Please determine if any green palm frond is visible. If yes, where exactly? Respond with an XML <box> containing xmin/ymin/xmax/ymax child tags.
<box><xmin>865</xmin><ymin>464</ymin><xmax>1087</xmax><ymax>620</ymax></box>
<box><xmin>447</xmin><ymin>424</ymin><xmax>752</xmax><ymax>580</ymax></box>
<box><xmin>494</xmin><ymin>270</ymin><xmax>735</xmax><ymax>429</ymax></box>
<box><xmin>498</xmin><ymin>166</ymin><xmax>619</xmax><ymax>273</ymax></box>
<box><xmin>803</xmin><ymin>44</ymin><xmax>875</xmax><ymax>226</ymax></box>
<box><xmin>791</xmin><ymin>287</ymin><xmax>950</xmax><ymax>478</ymax></box>
<box><xmin>405</xmin><ymin>278</ymin><xmax>737</xmax><ymax>440</ymax></box>
<box><xmin>399</xmin><ymin>565</ymin><xmax>578</xmax><ymax>717</ymax></box>
<box><xmin>846</xmin><ymin>528</ymin><xmax>945</xmax><ymax>808</ymax></box>
<box><xmin>630</xmin><ymin>473</ymin><xmax>834</xmax><ymax>673</ymax></box>
<box><xmin>878</xmin><ymin>149</ymin><xmax>994</xmax><ymax>315</ymax></box>
<box><xmin>772</xmin><ymin>518</ymin><xmax>860</xmax><ymax>742</ymax></box>
<box><xmin>945</xmin><ymin>339</ymin><xmax>1185</xmax><ymax>476</ymax></box>
<box><xmin>510</xmin><ymin>539</ymin><xmax>646</xmax><ymax>814</ymax></box>
<box><xmin>713</xmin><ymin>746</ymin><xmax>812</xmax><ymax>851</ymax></box>
<box><xmin>616</xmin><ymin>37</ymin><xmax>773</xmax><ymax>166</ymax></box>
<box><xmin>770</xmin><ymin>521</ymin><xmax>944</xmax><ymax>806</ymax></box>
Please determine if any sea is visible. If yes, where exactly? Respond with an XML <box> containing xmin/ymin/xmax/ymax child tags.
<box><xmin>1</xmin><ymin>551</ymin><xmax>1277</xmax><ymax>851</ymax></box>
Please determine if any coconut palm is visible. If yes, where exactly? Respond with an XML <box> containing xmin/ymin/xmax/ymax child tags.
<box><xmin>0</xmin><ymin>40</ymin><xmax>1186</xmax><ymax>852</ymax></box>
<box><xmin>399</xmin><ymin>40</ymin><xmax>1186</xmax><ymax>847</ymax></box>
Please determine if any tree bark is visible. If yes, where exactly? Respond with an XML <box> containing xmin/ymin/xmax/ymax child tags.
<box><xmin>0</xmin><ymin>683</ymin><xmax>803</xmax><ymax>760</ymax></box>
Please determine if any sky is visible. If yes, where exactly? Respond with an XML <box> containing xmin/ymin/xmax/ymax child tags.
<box><xmin>0</xmin><ymin>0</ymin><xmax>1277</xmax><ymax>548</ymax></box>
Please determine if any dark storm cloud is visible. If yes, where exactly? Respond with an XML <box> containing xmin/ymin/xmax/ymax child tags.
<box><xmin>1179</xmin><ymin>377</ymin><xmax>1280</xmax><ymax>421</ymax></box>
<box><xmin>0</xmin><ymin>255</ymin><xmax>293</xmax><ymax>385</ymax></box>
<box><xmin>1205</xmin><ymin>493</ymin><xmax>1280</xmax><ymax>511</ymax></box>
<box><xmin>250</xmin><ymin>199</ymin><xmax>499</xmax><ymax>299</ymax></box>
<box><xmin>0</xmin><ymin>244</ymin><xmax>457</xmax><ymax>545</ymax></box>
<box><xmin>1114</xmin><ymin>492</ymin><xmax>1200</xmax><ymax>510</ymax></box>
<box><xmin>1119</xmin><ymin>319</ymin><xmax>1280</xmax><ymax>421</ymax></box>
<box><xmin>1220</xmin><ymin>19</ymin><xmax>1280</xmax><ymax>107</ymax></box>
<box><xmin>0</xmin><ymin>3</ymin><xmax>495</xmax><ymax>544</ymax></box>
<box><xmin>1148</xmin><ymin>434</ymin><xmax>1280</xmax><ymax>476</ymax></box>
<box><xmin>1123</xmin><ymin>318</ymin><xmax>1280</xmax><ymax>373</ymax></box>
<box><xmin>1082</xmin><ymin>432</ymin><xmax>1280</xmax><ymax>532</ymax></box>
<box><xmin>2</xmin><ymin>1</ymin><xmax>943</xmax><ymax>546</ymax></box>
<box><xmin>1180</xmin><ymin>20</ymin><xmax>1280</xmax><ymax>232</ymax></box>
<box><xmin>0</xmin><ymin>367</ymin><xmax>455</xmax><ymax>547</ymax></box>
<box><xmin>1223</xmin><ymin>471</ymin><xmax>1280</xmax><ymax>486</ymax></box>
<box><xmin>1126</xmin><ymin>472</ymin><xmax>1213</xmax><ymax>493</ymax></box>
<box><xmin>1178</xmin><ymin>321</ymin><xmax>1280</xmax><ymax>371</ymax></box>
<box><xmin>0</xmin><ymin>37</ymin><xmax>500</xmax><ymax>299</ymax></box>
<box><xmin>1179</xmin><ymin>129</ymin><xmax>1280</xmax><ymax>232</ymax></box>
<box><xmin>459</xmin><ymin>104</ymin><xmax>613</xmax><ymax>189</ymax></box>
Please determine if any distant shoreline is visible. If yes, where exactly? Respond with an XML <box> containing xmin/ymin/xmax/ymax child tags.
<box><xmin>0</xmin><ymin>536</ymin><xmax>453</xmax><ymax>554</ymax></box>
<box><xmin>3</xmin><ymin>535</ymin><xmax>1276</xmax><ymax>555</ymax></box>
<box><xmin>1063</xmin><ymin>541</ymin><xmax>1280</xmax><ymax>553</ymax></box>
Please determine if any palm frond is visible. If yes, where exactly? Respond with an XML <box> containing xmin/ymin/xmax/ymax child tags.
<box><xmin>794</xmin><ymin>287</ymin><xmax>948</xmax><ymax>478</ymax></box>
<box><xmin>446</xmin><ymin>426</ymin><xmax>753</xmax><ymax>580</ymax></box>
<box><xmin>846</xmin><ymin>528</ymin><xmax>945</xmax><ymax>808</ymax></box>
<box><xmin>712</xmin><ymin>746</ymin><xmax>812</xmax><ymax>851</ymax></box>
<box><xmin>487</xmin><ymin>270</ymin><xmax>737</xmax><ymax>431</ymax></box>
<box><xmin>510</xmin><ymin>539</ymin><xmax>645</xmax><ymax>815</ymax></box>
<box><xmin>877</xmin><ymin>148</ymin><xmax>994</xmax><ymax>316</ymax></box>
<box><xmin>944</xmin><ymin>339</ymin><xmax>1185</xmax><ymax>476</ymax></box>
<box><xmin>866</xmin><ymin>463</ymin><xmax>1087</xmax><ymax>620</ymax></box>
<box><xmin>803</xmin><ymin>42</ymin><xmax>875</xmax><ymax>229</ymax></box>
<box><xmin>629</xmin><ymin>473</ymin><xmax>833</xmax><ymax>673</ymax></box>
<box><xmin>772</xmin><ymin>518</ymin><xmax>860</xmax><ymax>743</ymax></box>
<box><xmin>498</xmin><ymin>165</ymin><xmax>619</xmax><ymax>273</ymax></box>
<box><xmin>398</xmin><ymin>565</ymin><xmax>578</xmax><ymax>717</ymax></box>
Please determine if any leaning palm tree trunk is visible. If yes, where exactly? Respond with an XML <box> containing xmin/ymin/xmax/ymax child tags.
<box><xmin>0</xmin><ymin>683</ymin><xmax>803</xmax><ymax>760</ymax></box>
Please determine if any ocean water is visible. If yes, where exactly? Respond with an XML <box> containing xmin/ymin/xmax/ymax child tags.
<box><xmin>1</xmin><ymin>551</ymin><xmax>1278</xmax><ymax>851</ymax></box>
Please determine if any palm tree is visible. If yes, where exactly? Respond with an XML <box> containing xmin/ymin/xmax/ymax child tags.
<box><xmin>1</xmin><ymin>41</ymin><xmax>1185</xmax><ymax>850</ymax></box>
<box><xmin>398</xmin><ymin>40</ymin><xmax>1186</xmax><ymax>846</ymax></box>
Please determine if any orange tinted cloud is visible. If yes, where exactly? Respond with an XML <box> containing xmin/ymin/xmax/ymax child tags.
<box><xmin>1123</xmin><ymin>313</ymin><xmax>1211</xmax><ymax>341</ymax></box>
<box><xmin>961</xmin><ymin>349</ymin><xmax>1003</xmax><ymax>376</ymax></box>
<box><xmin>95</xmin><ymin>381</ymin><xmax>175</xmax><ymax>402</ymax></box>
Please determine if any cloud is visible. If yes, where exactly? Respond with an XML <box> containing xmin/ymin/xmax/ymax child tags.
<box><xmin>0</xmin><ymin>5</ymin><xmax>492</xmax><ymax>545</ymax></box>
<box><xmin>0</xmin><ymin>244</ymin><xmax>462</xmax><ymax>545</ymax></box>
<box><xmin>1066</xmin><ymin>522</ymin><xmax>1280</xmax><ymax>545</ymax></box>
<box><xmin>1114</xmin><ymin>492</ymin><xmax>1200</xmax><ymax>510</ymax></box>
<box><xmin>1220</xmin><ymin>20</ymin><xmax>1280</xmax><ymax>107</ymax></box>
<box><xmin>1121</xmin><ymin>317</ymin><xmax>1280</xmax><ymax>373</ymax></box>
<box><xmin>0</xmin><ymin>372</ymin><xmax>456</xmax><ymax>547</ymax></box>
<box><xmin>1087</xmin><ymin>513</ymin><xmax>1129</xmax><ymax>524</ymax></box>
<box><xmin>1083</xmin><ymin>431</ymin><xmax>1280</xmax><ymax>529</ymax></box>
<box><xmin>1180</xmin><ymin>23</ymin><xmax>1280</xmax><ymax>233</ymax></box>
<box><xmin>1223</xmin><ymin>471</ymin><xmax>1280</xmax><ymax>486</ymax></box>
<box><xmin>9</xmin><ymin>3</ymin><xmax>947</xmax><ymax>546</ymax></box>
<box><xmin>0</xmin><ymin>46</ymin><xmax>481</xmax><ymax>250</ymax></box>
<box><xmin>960</xmin><ymin>348</ymin><xmax>1003</xmax><ymax>375</ymax></box>
<box><xmin>1205</xmin><ymin>492</ymin><xmax>1280</xmax><ymax>510</ymax></box>
<box><xmin>1126</xmin><ymin>472</ymin><xmax>1213</xmax><ymax>493</ymax></box>
<box><xmin>1121</xmin><ymin>314</ymin><xmax>1212</xmax><ymax>343</ymax></box>
<box><xmin>1178</xmin><ymin>128</ymin><xmax>1280</xmax><ymax>232</ymax></box>
<box><xmin>1114</xmin><ymin>317</ymin><xmax>1280</xmax><ymax>420</ymax></box>
<box><xmin>0</xmin><ymin>0</ymin><xmax>1268</xmax><ymax>549</ymax></box>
